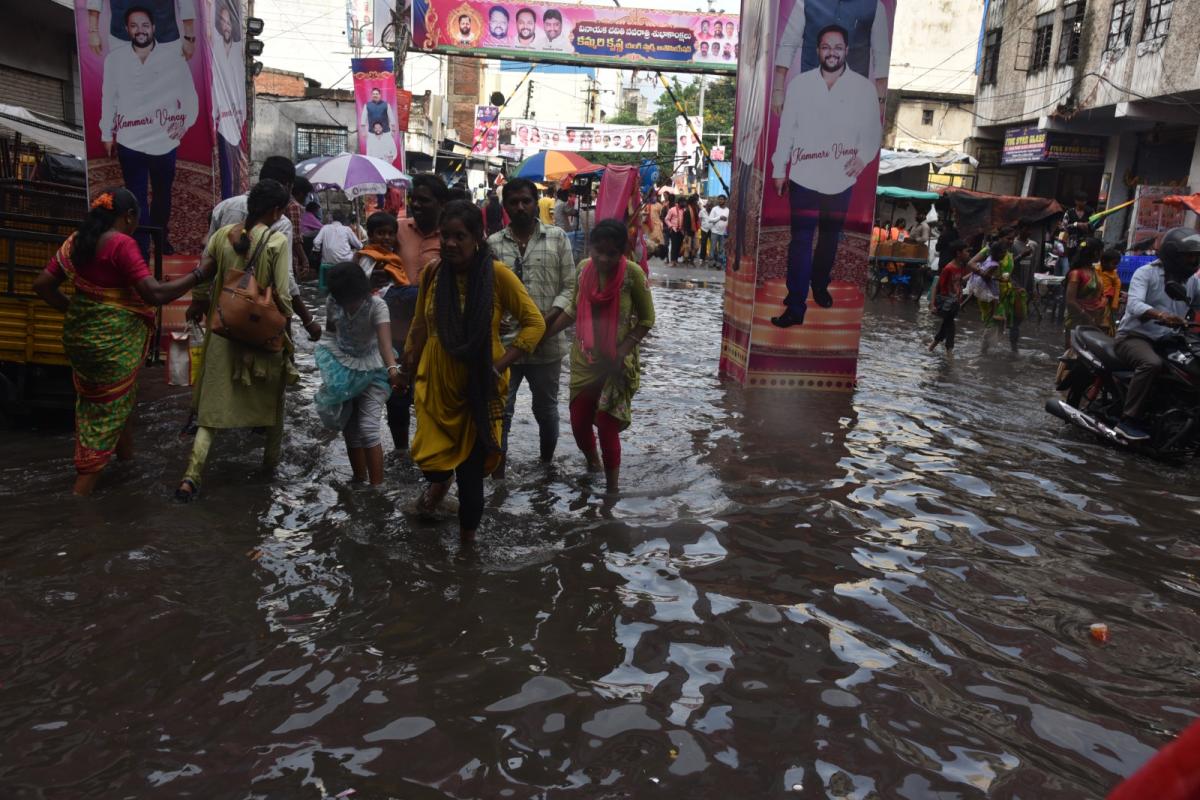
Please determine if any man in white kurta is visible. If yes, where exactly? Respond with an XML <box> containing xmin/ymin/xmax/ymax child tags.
<box><xmin>769</xmin><ymin>24</ymin><xmax>881</xmax><ymax>327</ymax></box>
<box><xmin>100</xmin><ymin>6</ymin><xmax>199</xmax><ymax>255</ymax></box>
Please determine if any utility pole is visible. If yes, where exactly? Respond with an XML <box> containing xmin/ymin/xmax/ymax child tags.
<box><xmin>525</xmin><ymin>80</ymin><xmax>534</xmax><ymax>118</ymax></box>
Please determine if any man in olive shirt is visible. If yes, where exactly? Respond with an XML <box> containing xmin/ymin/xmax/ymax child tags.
<box><xmin>488</xmin><ymin>178</ymin><xmax>576</xmax><ymax>475</ymax></box>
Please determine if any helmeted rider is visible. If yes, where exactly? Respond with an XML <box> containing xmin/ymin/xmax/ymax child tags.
<box><xmin>1113</xmin><ymin>227</ymin><xmax>1200</xmax><ymax>441</ymax></box>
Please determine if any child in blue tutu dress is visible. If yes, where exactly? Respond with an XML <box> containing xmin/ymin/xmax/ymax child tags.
<box><xmin>314</xmin><ymin>261</ymin><xmax>404</xmax><ymax>484</ymax></box>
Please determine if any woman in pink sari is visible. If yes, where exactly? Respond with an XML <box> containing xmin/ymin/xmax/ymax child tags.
<box><xmin>541</xmin><ymin>220</ymin><xmax>655</xmax><ymax>493</ymax></box>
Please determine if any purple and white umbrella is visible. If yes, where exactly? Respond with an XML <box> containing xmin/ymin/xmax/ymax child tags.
<box><xmin>304</xmin><ymin>153</ymin><xmax>412</xmax><ymax>198</ymax></box>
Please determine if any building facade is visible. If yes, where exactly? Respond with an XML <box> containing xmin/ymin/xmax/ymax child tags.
<box><xmin>972</xmin><ymin>0</ymin><xmax>1200</xmax><ymax>240</ymax></box>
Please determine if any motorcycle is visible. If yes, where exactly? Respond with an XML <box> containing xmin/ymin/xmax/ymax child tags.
<box><xmin>1046</xmin><ymin>291</ymin><xmax>1200</xmax><ymax>458</ymax></box>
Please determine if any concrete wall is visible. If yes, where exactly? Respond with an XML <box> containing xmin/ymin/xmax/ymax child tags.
<box><xmin>888</xmin><ymin>97</ymin><xmax>975</xmax><ymax>151</ymax></box>
<box><xmin>0</xmin><ymin>0</ymin><xmax>78</xmax><ymax>123</ymax></box>
<box><xmin>976</xmin><ymin>0</ymin><xmax>1200</xmax><ymax>128</ymax></box>
<box><xmin>251</xmin><ymin>94</ymin><xmax>358</xmax><ymax>172</ymax></box>
<box><xmin>890</xmin><ymin>0</ymin><xmax>985</xmax><ymax>94</ymax></box>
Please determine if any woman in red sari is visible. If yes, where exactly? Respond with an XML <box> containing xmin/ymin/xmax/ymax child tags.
<box><xmin>33</xmin><ymin>188</ymin><xmax>216</xmax><ymax>495</ymax></box>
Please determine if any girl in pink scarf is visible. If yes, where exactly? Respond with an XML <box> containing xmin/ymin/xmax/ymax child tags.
<box><xmin>541</xmin><ymin>220</ymin><xmax>656</xmax><ymax>493</ymax></box>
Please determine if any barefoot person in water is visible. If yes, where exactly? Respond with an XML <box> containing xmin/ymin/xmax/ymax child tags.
<box><xmin>541</xmin><ymin>220</ymin><xmax>656</xmax><ymax>494</ymax></box>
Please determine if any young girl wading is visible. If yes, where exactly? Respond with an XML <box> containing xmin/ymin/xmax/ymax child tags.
<box><xmin>314</xmin><ymin>262</ymin><xmax>404</xmax><ymax>484</ymax></box>
<box><xmin>542</xmin><ymin>219</ymin><xmax>656</xmax><ymax>494</ymax></box>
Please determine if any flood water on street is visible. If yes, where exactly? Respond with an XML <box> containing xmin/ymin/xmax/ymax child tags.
<box><xmin>2</xmin><ymin>285</ymin><xmax>1198</xmax><ymax>799</ymax></box>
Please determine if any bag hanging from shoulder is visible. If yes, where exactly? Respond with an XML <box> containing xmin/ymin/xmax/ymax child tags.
<box><xmin>211</xmin><ymin>228</ymin><xmax>289</xmax><ymax>353</ymax></box>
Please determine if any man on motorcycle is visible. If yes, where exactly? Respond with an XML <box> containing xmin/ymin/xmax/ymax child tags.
<box><xmin>1113</xmin><ymin>227</ymin><xmax>1200</xmax><ymax>440</ymax></box>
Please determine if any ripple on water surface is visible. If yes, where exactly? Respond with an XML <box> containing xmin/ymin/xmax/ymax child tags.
<box><xmin>0</xmin><ymin>287</ymin><xmax>1197</xmax><ymax>798</ymax></box>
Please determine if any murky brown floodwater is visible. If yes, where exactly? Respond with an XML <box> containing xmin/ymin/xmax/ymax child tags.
<box><xmin>2</xmin><ymin>286</ymin><xmax>1198</xmax><ymax>799</ymax></box>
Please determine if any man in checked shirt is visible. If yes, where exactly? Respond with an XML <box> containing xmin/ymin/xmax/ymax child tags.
<box><xmin>488</xmin><ymin>178</ymin><xmax>576</xmax><ymax>478</ymax></box>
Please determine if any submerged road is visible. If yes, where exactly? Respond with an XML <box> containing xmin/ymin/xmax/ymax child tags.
<box><xmin>1</xmin><ymin>285</ymin><xmax>1197</xmax><ymax>798</ymax></box>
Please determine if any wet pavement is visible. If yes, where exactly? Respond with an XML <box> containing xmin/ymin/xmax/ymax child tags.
<box><xmin>2</xmin><ymin>286</ymin><xmax>1198</xmax><ymax>799</ymax></box>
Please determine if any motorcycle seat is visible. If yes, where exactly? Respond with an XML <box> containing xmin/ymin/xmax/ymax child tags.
<box><xmin>1075</xmin><ymin>327</ymin><xmax>1127</xmax><ymax>372</ymax></box>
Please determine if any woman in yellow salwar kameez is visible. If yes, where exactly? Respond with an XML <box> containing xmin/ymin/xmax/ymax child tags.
<box><xmin>402</xmin><ymin>200</ymin><xmax>544</xmax><ymax>543</ymax></box>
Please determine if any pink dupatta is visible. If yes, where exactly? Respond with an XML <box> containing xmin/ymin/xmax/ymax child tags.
<box><xmin>576</xmin><ymin>256</ymin><xmax>627</xmax><ymax>363</ymax></box>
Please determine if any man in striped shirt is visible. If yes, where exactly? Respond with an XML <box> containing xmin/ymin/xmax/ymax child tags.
<box><xmin>488</xmin><ymin>178</ymin><xmax>576</xmax><ymax>477</ymax></box>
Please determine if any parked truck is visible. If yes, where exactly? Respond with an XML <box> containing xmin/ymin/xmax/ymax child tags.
<box><xmin>0</xmin><ymin>180</ymin><xmax>86</xmax><ymax>419</ymax></box>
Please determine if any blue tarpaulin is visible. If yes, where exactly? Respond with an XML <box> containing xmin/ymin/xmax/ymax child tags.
<box><xmin>705</xmin><ymin>162</ymin><xmax>732</xmax><ymax>197</ymax></box>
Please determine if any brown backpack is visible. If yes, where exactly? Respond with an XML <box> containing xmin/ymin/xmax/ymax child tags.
<box><xmin>211</xmin><ymin>226</ymin><xmax>288</xmax><ymax>353</ymax></box>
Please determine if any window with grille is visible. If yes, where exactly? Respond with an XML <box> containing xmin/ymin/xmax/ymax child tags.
<box><xmin>1030</xmin><ymin>13</ymin><xmax>1054</xmax><ymax>71</ymax></box>
<box><xmin>921</xmin><ymin>109</ymin><xmax>934</xmax><ymax>125</ymax></box>
<box><xmin>295</xmin><ymin>125</ymin><xmax>347</xmax><ymax>161</ymax></box>
<box><xmin>1058</xmin><ymin>1</ymin><xmax>1085</xmax><ymax>63</ymax></box>
<box><xmin>1106</xmin><ymin>0</ymin><xmax>1134</xmax><ymax>50</ymax></box>
<box><xmin>981</xmin><ymin>28</ymin><xmax>1002</xmax><ymax>86</ymax></box>
<box><xmin>1142</xmin><ymin>0</ymin><xmax>1172</xmax><ymax>40</ymax></box>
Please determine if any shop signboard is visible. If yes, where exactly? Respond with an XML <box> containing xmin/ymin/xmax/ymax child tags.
<box><xmin>1001</xmin><ymin>126</ymin><xmax>1047</xmax><ymax>165</ymax></box>
<box><xmin>1002</xmin><ymin>126</ymin><xmax>1105</xmax><ymax>165</ymax></box>
<box><xmin>411</xmin><ymin>0</ymin><xmax>738</xmax><ymax>74</ymax></box>
<box><xmin>1044</xmin><ymin>132</ymin><xmax>1105</xmax><ymax>163</ymax></box>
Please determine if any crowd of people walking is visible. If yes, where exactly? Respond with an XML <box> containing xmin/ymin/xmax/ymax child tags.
<box><xmin>35</xmin><ymin>158</ymin><xmax>656</xmax><ymax>545</ymax></box>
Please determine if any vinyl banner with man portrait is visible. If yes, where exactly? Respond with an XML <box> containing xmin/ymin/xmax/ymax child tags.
<box><xmin>352</xmin><ymin>57</ymin><xmax>405</xmax><ymax>172</ymax></box>
<box><xmin>720</xmin><ymin>0</ymin><xmax>894</xmax><ymax>391</ymax></box>
<box><xmin>73</xmin><ymin>0</ymin><xmax>231</xmax><ymax>259</ymax></box>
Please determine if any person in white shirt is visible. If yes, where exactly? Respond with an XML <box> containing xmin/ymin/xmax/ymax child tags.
<box><xmin>100</xmin><ymin>6</ymin><xmax>199</xmax><ymax>256</ymax></box>
<box><xmin>708</xmin><ymin>194</ymin><xmax>730</xmax><ymax>268</ymax></box>
<box><xmin>365</xmin><ymin>122</ymin><xmax>398</xmax><ymax>163</ymax></box>
<box><xmin>698</xmin><ymin>198</ymin><xmax>714</xmax><ymax>264</ymax></box>
<box><xmin>314</xmin><ymin>213</ymin><xmax>364</xmax><ymax>267</ymax></box>
<box><xmin>769</xmin><ymin>24</ymin><xmax>881</xmax><ymax>327</ymax></box>
<box><xmin>210</xmin><ymin>0</ymin><xmax>245</xmax><ymax>199</ymax></box>
<box><xmin>538</xmin><ymin>9</ymin><xmax>569</xmax><ymax>50</ymax></box>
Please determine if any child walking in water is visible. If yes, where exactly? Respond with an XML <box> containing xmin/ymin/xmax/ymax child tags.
<box><xmin>929</xmin><ymin>240</ymin><xmax>968</xmax><ymax>353</ymax></box>
<box><xmin>314</xmin><ymin>262</ymin><xmax>403</xmax><ymax>484</ymax></box>
<box><xmin>541</xmin><ymin>220</ymin><xmax>656</xmax><ymax>494</ymax></box>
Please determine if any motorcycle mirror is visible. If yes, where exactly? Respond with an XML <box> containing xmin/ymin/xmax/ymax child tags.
<box><xmin>1165</xmin><ymin>281</ymin><xmax>1189</xmax><ymax>302</ymax></box>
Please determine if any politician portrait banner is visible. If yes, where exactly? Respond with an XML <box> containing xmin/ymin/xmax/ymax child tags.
<box><xmin>352</xmin><ymin>57</ymin><xmax>405</xmax><ymax>172</ymax></box>
<box><xmin>505</xmin><ymin>119</ymin><xmax>658</xmax><ymax>155</ymax></box>
<box><xmin>74</xmin><ymin>0</ymin><xmax>227</xmax><ymax>258</ymax></box>
<box><xmin>674</xmin><ymin>116</ymin><xmax>703</xmax><ymax>174</ymax></box>
<box><xmin>412</xmin><ymin>0</ymin><xmax>737</xmax><ymax>74</ymax></box>
<box><xmin>721</xmin><ymin>0</ymin><xmax>894</xmax><ymax>391</ymax></box>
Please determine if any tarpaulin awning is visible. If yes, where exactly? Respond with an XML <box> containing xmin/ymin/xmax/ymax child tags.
<box><xmin>879</xmin><ymin>148</ymin><xmax>978</xmax><ymax>176</ymax></box>
<box><xmin>1161</xmin><ymin>194</ymin><xmax>1200</xmax><ymax>215</ymax></box>
<box><xmin>940</xmin><ymin>187</ymin><xmax>1063</xmax><ymax>240</ymax></box>
<box><xmin>877</xmin><ymin>186</ymin><xmax>939</xmax><ymax>201</ymax></box>
<box><xmin>0</xmin><ymin>104</ymin><xmax>84</xmax><ymax>157</ymax></box>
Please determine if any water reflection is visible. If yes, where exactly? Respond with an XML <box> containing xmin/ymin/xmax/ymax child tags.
<box><xmin>0</xmin><ymin>287</ymin><xmax>1195</xmax><ymax>797</ymax></box>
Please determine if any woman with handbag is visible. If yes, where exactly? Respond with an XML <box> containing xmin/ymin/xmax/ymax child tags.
<box><xmin>176</xmin><ymin>179</ymin><xmax>295</xmax><ymax>501</ymax></box>
<box><xmin>32</xmin><ymin>188</ymin><xmax>219</xmax><ymax>496</ymax></box>
<box><xmin>400</xmin><ymin>200</ymin><xmax>545</xmax><ymax>544</ymax></box>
